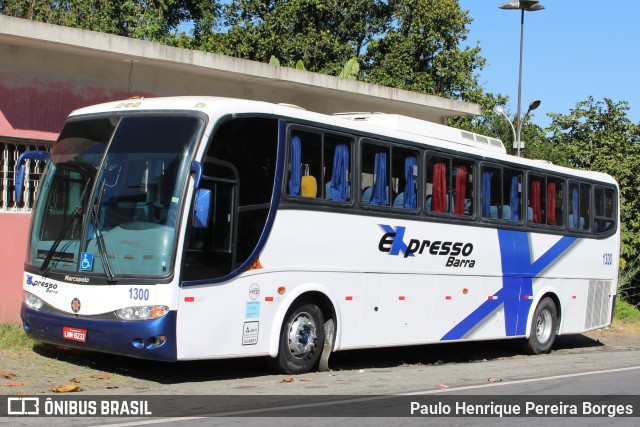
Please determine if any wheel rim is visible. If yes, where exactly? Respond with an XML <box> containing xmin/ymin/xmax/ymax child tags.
<box><xmin>287</xmin><ymin>312</ymin><xmax>317</xmax><ymax>359</ymax></box>
<box><xmin>535</xmin><ymin>308</ymin><xmax>553</xmax><ymax>344</ymax></box>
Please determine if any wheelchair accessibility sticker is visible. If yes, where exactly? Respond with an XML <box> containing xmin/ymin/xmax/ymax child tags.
<box><xmin>80</xmin><ymin>253</ymin><xmax>94</xmax><ymax>272</ymax></box>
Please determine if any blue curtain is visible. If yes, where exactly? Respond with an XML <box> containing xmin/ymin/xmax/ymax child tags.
<box><xmin>370</xmin><ymin>152</ymin><xmax>388</xmax><ymax>206</ymax></box>
<box><xmin>403</xmin><ymin>156</ymin><xmax>417</xmax><ymax>209</ymax></box>
<box><xmin>571</xmin><ymin>186</ymin><xmax>579</xmax><ymax>228</ymax></box>
<box><xmin>509</xmin><ymin>175</ymin><xmax>520</xmax><ymax>221</ymax></box>
<box><xmin>288</xmin><ymin>136</ymin><xmax>301</xmax><ymax>196</ymax></box>
<box><xmin>481</xmin><ymin>170</ymin><xmax>491</xmax><ymax>217</ymax></box>
<box><xmin>330</xmin><ymin>145</ymin><xmax>350</xmax><ymax>202</ymax></box>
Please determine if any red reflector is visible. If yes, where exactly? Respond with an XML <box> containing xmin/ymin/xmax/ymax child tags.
<box><xmin>572</xmin><ymin>295</ymin><xmax>577</xmax><ymax>299</ymax></box>
<box><xmin>345</xmin><ymin>296</ymin><xmax>353</xmax><ymax>301</ymax></box>
<box><xmin>445</xmin><ymin>296</ymin><xmax>452</xmax><ymax>300</ymax></box>
<box><xmin>488</xmin><ymin>296</ymin><xmax>498</xmax><ymax>300</ymax></box>
<box><xmin>399</xmin><ymin>296</ymin><xmax>405</xmax><ymax>301</ymax></box>
<box><xmin>184</xmin><ymin>297</ymin><xmax>195</xmax><ymax>302</ymax></box>
<box><xmin>265</xmin><ymin>297</ymin><xmax>274</xmax><ymax>301</ymax></box>
<box><xmin>524</xmin><ymin>295</ymin><xmax>531</xmax><ymax>300</ymax></box>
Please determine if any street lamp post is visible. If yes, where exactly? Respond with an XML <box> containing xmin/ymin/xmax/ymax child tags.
<box><xmin>499</xmin><ymin>1</ymin><xmax>545</xmax><ymax>156</ymax></box>
<box><xmin>494</xmin><ymin>100</ymin><xmax>541</xmax><ymax>156</ymax></box>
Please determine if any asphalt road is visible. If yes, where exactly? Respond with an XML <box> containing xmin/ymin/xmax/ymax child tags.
<box><xmin>3</xmin><ymin>332</ymin><xmax>640</xmax><ymax>426</ymax></box>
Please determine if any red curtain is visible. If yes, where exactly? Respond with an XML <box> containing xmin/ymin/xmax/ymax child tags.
<box><xmin>547</xmin><ymin>182</ymin><xmax>557</xmax><ymax>225</ymax></box>
<box><xmin>531</xmin><ymin>180</ymin><xmax>541</xmax><ymax>223</ymax></box>
<box><xmin>454</xmin><ymin>165</ymin><xmax>467</xmax><ymax>215</ymax></box>
<box><xmin>432</xmin><ymin>162</ymin><xmax>447</xmax><ymax>212</ymax></box>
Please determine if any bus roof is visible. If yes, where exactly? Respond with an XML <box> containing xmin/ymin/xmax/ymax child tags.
<box><xmin>69</xmin><ymin>96</ymin><xmax>617</xmax><ymax>186</ymax></box>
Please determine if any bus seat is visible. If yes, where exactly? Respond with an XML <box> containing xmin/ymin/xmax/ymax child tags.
<box><xmin>362</xmin><ymin>186</ymin><xmax>372</xmax><ymax>204</ymax></box>
<box><xmin>393</xmin><ymin>192</ymin><xmax>405</xmax><ymax>208</ymax></box>
<box><xmin>426</xmin><ymin>195</ymin><xmax>452</xmax><ymax>212</ymax></box>
<box><xmin>568</xmin><ymin>215</ymin><xmax>586</xmax><ymax>229</ymax></box>
<box><xmin>489</xmin><ymin>205</ymin><xmax>498</xmax><ymax>219</ymax></box>
<box><xmin>502</xmin><ymin>205</ymin><xmax>511</xmax><ymax>221</ymax></box>
<box><xmin>325</xmin><ymin>181</ymin><xmax>332</xmax><ymax>200</ymax></box>
<box><xmin>301</xmin><ymin>175</ymin><xmax>317</xmax><ymax>198</ymax></box>
<box><xmin>528</xmin><ymin>207</ymin><xmax>533</xmax><ymax>221</ymax></box>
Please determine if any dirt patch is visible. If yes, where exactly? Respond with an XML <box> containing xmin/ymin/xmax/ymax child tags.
<box><xmin>585</xmin><ymin>318</ymin><xmax>640</xmax><ymax>336</ymax></box>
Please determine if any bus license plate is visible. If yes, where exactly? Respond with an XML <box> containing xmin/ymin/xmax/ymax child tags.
<box><xmin>63</xmin><ymin>327</ymin><xmax>86</xmax><ymax>342</ymax></box>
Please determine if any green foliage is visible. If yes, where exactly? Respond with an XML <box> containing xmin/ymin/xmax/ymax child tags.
<box><xmin>295</xmin><ymin>59</ymin><xmax>306</xmax><ymax>71</ymax></box>
<box><xmin>0</xmin><ymin>0</ymin><xmax>221</xmax><ymax>44</ymax></box>
<box><xmin>614</xmin><ymin>296</ymin><xmax>640</xmax><ymax>322</ymax></box>
<box><xmin>269</xmin><ymin>55</ymin><xmax>281</xmax><ymax>67</ymax></box>
<box><xmin>0</xmin><ymin>323</ymin><xmax>33</xmax><ymax>352</ymax></box>
<box><xmin>339</xmin><ymin>57</ymin><xmax>360</xmax><ymax>80</ymax></box>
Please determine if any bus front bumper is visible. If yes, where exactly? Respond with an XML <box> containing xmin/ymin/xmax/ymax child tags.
<box><xmin>21</xmin><ymin>304</ymin><xmax>178</xmax><ymax>361</ymax></box>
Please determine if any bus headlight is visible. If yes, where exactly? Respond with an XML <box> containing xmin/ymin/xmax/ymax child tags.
<box><xmin>115</xmin><ymin>305</ymin><xmax>169</xmax><ymax>321</ymax></box>
<box><xmin>23</xmin><ymin>291</ymin><xmax>44</xmax><ymax>310</ymax></box>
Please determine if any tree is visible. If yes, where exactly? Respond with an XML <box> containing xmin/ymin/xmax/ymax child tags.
<box><xmin>0</xmin><ymin>0</ymin><xmax>220</xmax><ymax>44</ymax></box>
<box><xmin>203</xmin><ymin>0</ymin><xmax>388</xmax><ymax>74</ymax></box>
<box><xmin>547</xmin><ymin>97</ymin><xmax>640</xmax><ymax>302</ymax></box>
<box><xmin>363</xmin><ymin>0</ymin><xmax>485</xmax><ymax>100</ymax></box>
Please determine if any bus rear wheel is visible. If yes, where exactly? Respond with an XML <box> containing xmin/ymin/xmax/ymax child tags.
<box><xmin>272</xmin><ymin>301</ymin><xmax>325</xmax><ymax>375</ymax></box>
<box><xmin>525</xmin><ymin>297</ymin><xmax>558</xmax><ymax>355</ymax></box>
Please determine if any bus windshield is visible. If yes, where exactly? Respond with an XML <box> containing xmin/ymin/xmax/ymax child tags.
<box><xmin>29</xmin><ymin>114</ymin><xmax>204</xmax><ymax>279</ymax></box>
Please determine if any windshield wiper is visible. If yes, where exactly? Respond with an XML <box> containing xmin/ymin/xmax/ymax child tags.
<box><xmin>90</xmin><ymin>179</ymin><xmax>117</xmax><ymax>283</ymax></box>
<box><xmin>41</xmin><ymin>180</ymin><xmax>91</xmax><ymax>274</ymax></box>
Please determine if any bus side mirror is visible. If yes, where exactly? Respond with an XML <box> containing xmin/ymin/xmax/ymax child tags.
<box><xmin>14</xmin><ymin>150</ymin><xmax>50</xmax><ymax>203</ymax></box>
<box><xmin>193</xmin><ymin>189</ymin><xmax>211</xmax><ymax>229</ymax></box>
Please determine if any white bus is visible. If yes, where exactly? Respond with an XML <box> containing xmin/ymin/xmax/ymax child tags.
<box><xmin>17</xmin><ymin>97</ymin><xmax>619</xmax><ymax>374</ymax></box>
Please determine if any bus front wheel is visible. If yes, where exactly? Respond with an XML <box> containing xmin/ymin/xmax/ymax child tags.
<box><xmin>525</xmin><ymin>297</ymin><xmax>558</xmax><ymax>355</ymax></box>
<box><xmin>272</xmin><ymin>301</ymin><xmax>325</xmax><ymax>375</ymax></box>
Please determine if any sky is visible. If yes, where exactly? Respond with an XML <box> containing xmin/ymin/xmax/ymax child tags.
<box><xmin>458</xmin><ymin>0</ymin><xmax>640</xmax><ymax>129</ymax></box>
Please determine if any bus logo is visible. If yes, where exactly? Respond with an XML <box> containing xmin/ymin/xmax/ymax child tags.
<box><xmin>70</xmin><ymin>298</ymin><xmax>81</xmax><ymax>313</ymax></box>
<box><xmin>378</xmin><ymin>224</ymin><xmax>476</xmax><ymax>268</ymax></box>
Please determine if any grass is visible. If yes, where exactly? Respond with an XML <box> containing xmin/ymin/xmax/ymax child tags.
<box><xmin>0</xmin><ymin>322</ymin><xmax>34</xmax><ymax>353</ymax></box>
<box><xmin>615</xmin><ymin>296</ymin><xmax>640</xmax><ymax>322</ymax></box>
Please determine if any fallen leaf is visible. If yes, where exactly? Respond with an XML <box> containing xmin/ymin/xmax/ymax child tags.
<box><xmin>51</xmin><ymin>384</ymin><xmax>83</xmax><ymax>393</ymax></box>
<box><xmin>69</xmin><ymin>377</ymin><xmax>81</xmax><ymax>383</ymax></box>
<box><xmin>3</xmin><ymin>382</ymin><xmax>23</xmax><ymax>387</ymax></box>
<box><xmin>0</xmin><ymin>371</ymin><xmax>16</xmax><ymax>379</ymax></box>
<box><xmin>92</xmin><ymin>373</ymin><xmax>110</xmax><ymax>380</ymax></box>
<box><xmin>437</xmin><ymin>385</ymin><xmax>449</xmax><ymax>389</ymax></box>
<box><xmin>279</xmin><ymin>378</ymin><xmax>294</xmax><ymax>383</ymax></box>
<box><xmin>487</xmin><ymin>377</ymin><xmax>502</xmax><ymax>383</ymax></box>
<box><xmin>106</xmin><ymin>385</ymin><xmax>120</xmax><ymax>389</ymax></box>
<box><xmin>299</xmin><ymin>378</ymin><xmax>313</xmax><ymax>382</ymax></box>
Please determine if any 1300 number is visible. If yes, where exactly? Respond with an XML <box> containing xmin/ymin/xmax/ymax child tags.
<box><xmin>129</xmin><ymin>287</ymin><xmax>150</xmax><ymax>301</ymax></box>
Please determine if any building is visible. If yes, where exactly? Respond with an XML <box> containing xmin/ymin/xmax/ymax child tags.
<box><xmin>0</xmin><ymin>15</ymin><xmax>480</xmax><ymax>322</ymax></box>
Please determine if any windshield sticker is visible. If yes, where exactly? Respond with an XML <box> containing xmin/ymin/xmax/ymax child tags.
<box><xmin>80</xmin><ymin>253</ymin><xmax>94</xmax><ymax>272</ymax></box>
<box><xmin>245</xmin><ymin>301</ymin><xmax>260</xmax><ymax>319</ymax></box>
<box><xmin>242</xmin><ymin>321</ymin><xmax>259</xmax><ymax>345</ymax></box>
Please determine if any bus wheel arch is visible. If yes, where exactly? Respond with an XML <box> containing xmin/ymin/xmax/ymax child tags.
<box><xmin>269</xmin><ymin>291</ymin><xmax>337</xmax><ymax>374</ymax></box>
<box><xmin>525</xmin><ymin>294</ymin><xmax>560</xmax><ymax>355</ymax></box>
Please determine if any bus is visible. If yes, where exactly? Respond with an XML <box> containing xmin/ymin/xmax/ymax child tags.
<box><xmin>17</xmin><ymin>97</ymin><xmax>619</xmax><ymax>374</ymax></box>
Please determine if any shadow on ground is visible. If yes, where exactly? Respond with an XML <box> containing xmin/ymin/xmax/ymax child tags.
<box><xmin>30</xmin><ymin>333</ymin><xmax>604</xmax><ymax>385</ymax></box>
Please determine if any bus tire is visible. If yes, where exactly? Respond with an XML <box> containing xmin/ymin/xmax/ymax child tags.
<box><xmin>525</xmin><ymin>297</ymin><xmax>558</xmax><ymax>355</ymax></box>
<box><xmin>272</xmin><ymin>301</ymin><xmax>325</xmax><ymax>375</ymax></box>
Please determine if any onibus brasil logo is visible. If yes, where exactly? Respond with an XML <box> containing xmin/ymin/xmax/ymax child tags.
<box><xmin>378</xmin><ymin>224</ymin><xmax>476</xmax><ymax>268</ymax></box>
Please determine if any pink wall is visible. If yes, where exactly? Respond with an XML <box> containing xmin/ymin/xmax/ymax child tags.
<box><xmin>0</xmin><ymin>213</ymin><xmax>31</xmax><ymax>323</ymax></box>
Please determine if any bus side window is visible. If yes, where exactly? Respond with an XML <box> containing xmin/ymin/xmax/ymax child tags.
<box><xmin>503</xmin><ymin>169</ymin><xmax>522</xmax><ymax>222</ymax></box>
<box><xmin>361</xmin><ymin>143</ymin><xmax>390</xmax><ymax>206</ymax></box>
<box><xmin>391</xmin><ymin>148</ymin><xmax>418</xmax><ymax>210</ymax></box>
<box><xmin>452</xmin><ymin>159</ymin><xmax>473</xmax><ymax>216</ymax></box>
<box><xmin>528</xmin><ymin>175</ymin><xmax>546</xmax><ymax>225</ymax></box>
<box><xmin>568</xmin><ymin>181</ymin><xmax>590</xmax><ymax>231</ymax></box>
<box><xmin>288</xmin><ymin>131</ymin><xmax>321</xmax><ymax>198</ymax></box>
<box><xmin>481</xmin><ymin>166</ymin><xmax>502</xmax><ymax>219</ymax></box>
<box><xmin>594</xmin><ymin>186</ymin><xmax>616</xmax><ymax>233</ymax></box>
<box><xmin>547</xmin><ymin>178</ymin><xmax>563</xmax><ymax>227</ymax></box>
<box><xmin>426</xmin><ymin>155</ymin><xmax>450</xmax><ymax>213</ymax></box>
<box><xmin>324</xmin><ymin>135</ymin><xmax>351</xmax><ymax>202</ymax></box>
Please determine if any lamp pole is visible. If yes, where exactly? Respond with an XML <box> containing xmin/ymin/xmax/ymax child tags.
<box><xmin>499</xmin><ymin>1</ymin><xmax>545</xmax><ymax>156</ymax></box>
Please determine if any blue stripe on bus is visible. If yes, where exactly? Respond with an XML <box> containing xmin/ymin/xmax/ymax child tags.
<box><xmin>441</xmin><ymin>230</ymin><xmax>577</xmax><ymax>340</ymax></box>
